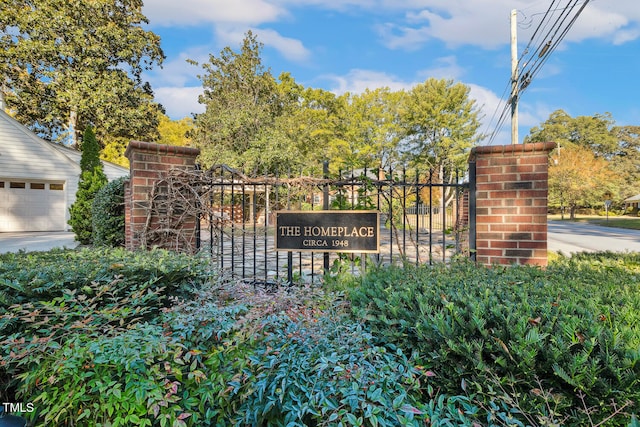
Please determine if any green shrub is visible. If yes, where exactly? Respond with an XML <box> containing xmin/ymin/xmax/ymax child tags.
<box><xmin>15</xmin><ymin>248</ymin><xmax>640</xmax><ymax>426</ymax></box>
<box><xmin>0</xmin><ymin>248</ymin><xmax>213</xmax><ymax>403</ymax></box>
<box><xmin>19</xmin><ymin>324</ymin><xmax>176</xmax><ymax>426</ymax></box>
<box><xmin>1</xmin><ymin>252</ymin><xmax>495</xmax><ymax>427</ymax></box>
<box><xmin>236</xmin><ymin>314</ymin><xmax>430</xmax><ymax>426</ymax></box>
<box><xmin>92</xmin><ymin>176</ymin><xmax>127</xmax><ymax>247</ymax></box>
<box><xmin>68</xmin><ymin>127</ymin><xmax>108</xmax><ymax>245</ymax></box>
<box><xmin>69</xmin><ymin>169</ymin><xmax>108</xmax><ymax>244</ymax></box>
<box><xmin>334</xmin><ymin>254</ymin><xmax>640</xmax><ymax>426</ymax></box>
<box><xmin>11</xmin><ymin>285</ymin><xmax>251</xmax><ymax>427</ymax></box>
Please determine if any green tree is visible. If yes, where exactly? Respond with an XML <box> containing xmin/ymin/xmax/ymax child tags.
<box><xmin>92</xmin><ymin>176</ymin><xmax>126</xmax><ymax>247</ymax></box>
<box><xmin>157</xmin><ymin>113</ymin><xmax>193</xmax><ymax>147</ymax></box>
<box><xmin>330</xmin><ymin>88</ymin><xmax>404</xmax><ymax>171</ymax></box>
<box><xmin>101</xmin><ymin>137</ymin><xmax>130</xmax><ymax>168</ymax></box>
<box><xmin>525</xmin><ymin>110</ymin><xmax>618</xmax><ymax>158</ymax></box>
<box><xmin>0</xmin><ymin>0</ymin><xmax>164</xmax><ymax>145</ymax></box>
<box><xmin>398</xmin><ymin>78</ymin><xmax>483</xmax><ymax>205</ymax></box>
<box><xmin>68</xmin><ymin>127</ymin><xmax>107</xmax><ymax>244</ymax></box>
<box><xmin>549</xmin><ymin>145</ymin><xmax>617</xmax><ymax>219</ymax></box>
<box><xmin>611</xmin><ymin>125</ymin><xmax>640</xmax><ymax>200</ymax></box>
<box><xmin>526</xmin><ymin>110</ymin><xmax>632</xmax><ymax>210</ymax></box>
<box><xmin>251</xmin><ymin>76</ymin><xmax>344</xmax><ymax>174</ymax></box>
<box><xmin>190</xmin><ymin>31</ymin><xmax>282</xmax><ymax>169</ymax></box>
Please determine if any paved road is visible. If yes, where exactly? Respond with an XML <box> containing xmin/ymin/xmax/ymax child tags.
<box><xmin>547</xmin><ymin>220</ymin><xmax>640</xmax><ymax>254</ymax></box>
<box><xmin>2</xmin><ymin>222</ymin><xmax>640</xmax><ymax>256</ymax></box>
<box><xmin>0</xmin><ymin>231</ymin><xmax>78</xmax><ymax>253</ymax></box>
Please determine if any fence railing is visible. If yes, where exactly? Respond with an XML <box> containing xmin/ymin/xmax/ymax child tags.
<box><xmin>195</xmin><ymin>165</ymin><xmax>470</xmax><ymax>285</ymax></box>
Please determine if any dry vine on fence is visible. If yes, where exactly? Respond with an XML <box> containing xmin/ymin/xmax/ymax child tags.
<box><xmin>139</xmin><ymin>166</ymin><xmax>331</xmax><ymax>253</ymax></box>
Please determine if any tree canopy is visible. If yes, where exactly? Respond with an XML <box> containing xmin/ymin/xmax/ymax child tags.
<box><xmin>0</xmin><ymin>0</ymin><xmax>164</xmax><ymax>145</ymax></box>
<box><xmin>190</xmin><ymin>31</ymin><xmax>282</xmax><ymax>169</ymax></box>
<box><xmin>400</xmin><ymin>78</ymin><xmax>483</xmax><ymax>171</ymax></box>
<box><xmin>525</xmin><ymin>109</ymin><xmax>640</xmax><ymax>213</ymax></box>
<box><xmin>548</xmin><ymin>144</ymin><xmax>617</xmax><ymax>219</ymax></box>
<box><xmin>191</xmin><ymin>33</ymin><xmax>483</xmax><ymax>181</ymax></box>
<box><xmin>525</xmin><ymin>109</ymin><xmax>618</xmax><ymax>158</ymax></box>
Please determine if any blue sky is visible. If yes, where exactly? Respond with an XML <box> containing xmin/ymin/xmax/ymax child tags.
<box><xmin>141</xmin><ymin>0</ymin><xmax>640</xmax><ymax>147</ymax></box>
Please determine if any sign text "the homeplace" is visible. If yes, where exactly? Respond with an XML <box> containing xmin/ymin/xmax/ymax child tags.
<box><xmin>275</xmin><ymin>211</ymin><xmax>380</xmax><ymax>253</ymax></box>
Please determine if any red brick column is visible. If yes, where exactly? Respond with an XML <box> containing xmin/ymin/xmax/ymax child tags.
<box><xmin>124</xmin><ymin>141</ymin><xmax>200</xmax><ymax>252</ymax></box>
<box><xmin>469</xmin><ymin>142</ymin><xmax>555</xmax><ymax>266</ymax></box>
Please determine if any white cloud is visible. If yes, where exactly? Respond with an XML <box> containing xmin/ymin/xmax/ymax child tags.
<box><xmin>322</xmin><ymin>69</ymin><xmax>414</xmax><ymax>95</ymax></box>
<box><xmin>151</xmin><ymin>49</ymin><xmax>207</xmax><ymax>87</ymax></box>
<box><xmin>212</xmin><ymin>26</ymin><xmax>311</xmax><ymax>63</ymax></box>
<box><xmin>417</xmin><ymin>55</ymin><xmax>464</xmax><ymax>80</ymax></box>
<box><xmin>143</xmin><ymin>0</ymin><xmax>286</xmax><ymax>26</ymax></box>
<box><xmin>155</xmin><ymin>86</ymin><xmax>205</xmax><ymax>119</ymax></box>
<box><xmin>374</xmin><ymin>0</ymin><xmax>640</xmax><ymax>51</ymax></box>
<box><xmin>377</xmin><ymin>1</ymin><xmax>519</xmax><ymax>50</ymax></box>
<box><xmin>524</xmin><ymin>104</ymin><xmax>552</xmax><ymax>129</ymax></box>
<box><xmin>466</xmin><ymin>83</ymin><xmax>508</xmax><ymax>145</ymax></box>
<box><xmin>564</xmin><ymin>1</ymin><xmax>639</xmax><ymax>44</ymax></box>
<box><xmin>253</xmin><ymin>29</ymin><xmax>311</xmax><ymax>62</ymax></box>
<box><xmin>612</xmin><ymin>27</ymin><xmax>640</xmax><ymax>46</ymax></box>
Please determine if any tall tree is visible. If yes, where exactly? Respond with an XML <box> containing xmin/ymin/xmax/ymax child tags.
<box><xmin>258</xmin><ymin>76</ymin><xmax>345</xmax><ymax>174</ymax></box>
<box><xmin>526</xmin><ymin>110</ymin><xmax>634</xmax><ymax>209</ymax></box>
<box><xmin>331</xmin><ymin>88</ymin><xmax>404</xmax><ymax>171</ymax></box>
<box><xmin>68</xmin><ymin>126</ymin><xmax>107</xmax><ymax>244</ymax></box>
<box><xmin>0</xmin><ymin>0</ymin><xmax>164</xmax><ymax>145</ymax></box>
<box><xmin>548</xmin><ymin>145</ymin><xmax>617</xmax><ymax>219</ymax></box>
<box><xmin>190</xmin><ymin>31</ymin><xmax>282</xmax><ymax>169</ymax></box>
<box><xmin>611</xmin><ymin>125</ymin><xmax>640</xmax><ymax>199</ymax></box>
<box><xmin>525</xmin><ymin>110</ymin><xmax>618</xmax><ymax>158</ymax></box>
<box><xmin>398</xmin><ymin>78</ymin><xmax>484</xmax><ymax>205</ymax></box>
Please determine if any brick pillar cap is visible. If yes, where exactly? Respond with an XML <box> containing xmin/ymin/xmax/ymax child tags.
<box><xmin>469</xmin><ymin>141</ymin><xmax>556</xmax><ymax>162</ymax></box>
<box><xmin>125</xmin><ymin>140</ymin><xmax>201</xmax><ymax>160</ymax></box>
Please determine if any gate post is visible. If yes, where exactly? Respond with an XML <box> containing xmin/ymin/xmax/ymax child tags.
<box><xmin>124</xmin><ymin>141</ymin><xmax>200</xmax><ymax>253</ymax></box>
<box><xmin>468</xmin><ymin>142</ymin><xmax>555</xmax><ymax>266</ymax></box>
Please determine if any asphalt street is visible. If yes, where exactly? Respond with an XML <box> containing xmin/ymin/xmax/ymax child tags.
<box><xmin>2</xmin><ymin>221</ymin><xmax>640</xmax><ymax>255</ymax></box>
<box><xmin>547</xmin><ymin>220</ymin><xmax>640</xmax><ymax>254</ymax></box>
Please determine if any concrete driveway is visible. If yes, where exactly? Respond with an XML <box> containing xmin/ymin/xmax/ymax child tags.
<box><xmin>0</xmin><ymin>231</ymin><xmax>79</xmax><ymax>254</ymax></box>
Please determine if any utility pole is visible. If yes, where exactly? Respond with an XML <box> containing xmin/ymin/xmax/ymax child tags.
<box><xmin>511</xmin><ymin>9</ymin><xmax>518</xmax><ymax>145</ymax></box>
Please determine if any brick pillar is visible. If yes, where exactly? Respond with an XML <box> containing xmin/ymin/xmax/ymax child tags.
<box><xmin>124</xmin><ymin>141</ymin><xmax>200</xmax><ymax>252</ymax></box>
<box><xmin>469</xmin><ymin>142</ymin><xmax>555</xmax><ymax>266</ymax></box>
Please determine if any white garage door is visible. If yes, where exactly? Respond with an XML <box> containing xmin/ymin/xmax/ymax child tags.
<box><xmin>0</xmin><ymin>180</ymin><xmax>67</xmax><ymax>232</ymax></box>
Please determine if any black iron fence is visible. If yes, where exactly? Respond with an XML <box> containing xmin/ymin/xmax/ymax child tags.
<box><xmin>196</xmin><ymin>164</ymin><xmax>470</xmax><ymax>285</ymax></box>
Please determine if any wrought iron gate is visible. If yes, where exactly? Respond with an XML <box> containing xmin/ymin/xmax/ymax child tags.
<box><xmin>195</xmin><ymin>164</ymin><xmax>471</xmax><ymax>285</ymax></box>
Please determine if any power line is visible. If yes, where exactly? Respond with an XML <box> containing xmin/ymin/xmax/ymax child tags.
<box><xmin>483</xmin><ymin>0</ymin><xmax>591</xmax><ymax>145</ymax></box>
<box><xmin>520</xmin><ymin>0</ymin><xmax>591</xmax><ymax>95</ymax></box>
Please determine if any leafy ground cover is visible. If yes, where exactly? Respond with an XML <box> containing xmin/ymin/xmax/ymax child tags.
<box><xmin>333</xmin><ymin>252</ymin><xmax>640</xmax><ymax>426</ymax></box>
<box><xmin>1</xmin><ymin>248</ymin><xmax>639</xmax><ymax>426</ymax></box>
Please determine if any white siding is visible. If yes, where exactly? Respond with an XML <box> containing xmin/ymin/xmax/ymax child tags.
<box><xmin>0</xmin><ymin>110</ymin><xmax>78</xmax><ymax>231</ymax></box>
<box><xmin>51</xmin><ymin>144</ymin><xmax>129</xmax><ymax>181</ymax></box>
<box><xmin>0</xmin><ymin>110</ymin><xmax>129</xmax><ymax>232</ymax></box>
<box><xmin>0</xmin><ymin>112</ymin><xmax>80</xmax><ymax>181</ymax></box>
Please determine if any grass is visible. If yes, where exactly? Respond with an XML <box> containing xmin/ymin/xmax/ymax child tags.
<box><xmin>548</xmin><ymin>214</ymin><xmax>640</xmax><ymax>230</ymax></box>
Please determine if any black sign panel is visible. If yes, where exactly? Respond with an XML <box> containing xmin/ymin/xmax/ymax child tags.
<box><xmin>275</xmin><ymin>210</ymin><xmax>380</xmax><ymax>253</ymax></box>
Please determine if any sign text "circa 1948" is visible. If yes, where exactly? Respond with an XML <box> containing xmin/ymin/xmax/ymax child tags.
<box><xmin>275</xmin><ymin>211</ymin><xmax>380</xmax><ymax>253</ymax></box>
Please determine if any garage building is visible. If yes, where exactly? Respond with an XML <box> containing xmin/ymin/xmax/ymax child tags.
<box><xmin>0</xmin><ymin>109</ymin><xmax>128</xmax><ymax>232</ymax></box>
